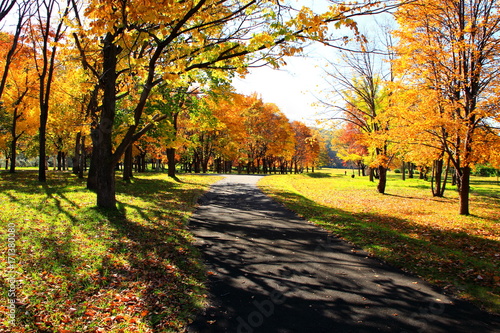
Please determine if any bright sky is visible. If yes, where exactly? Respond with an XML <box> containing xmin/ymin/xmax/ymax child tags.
<box><xmin>231</xmin><ymin>8</ymin><xmax>394</xmax><ymax>126</ymax></box>
<box><xmin>231</xmin><ymin>49</ymin><xmax>331</xmax><ymax>126</ymax></box>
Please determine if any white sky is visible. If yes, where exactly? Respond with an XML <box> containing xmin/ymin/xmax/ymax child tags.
<box><xmin>232</xmin><ymin>9</ymin><xmax>394</xmax><ymax>126</ymax></box>
<box><xmin>231</xmin><ymin>49</ymin><xmax>331</xmax><ymax>125</ymax></box>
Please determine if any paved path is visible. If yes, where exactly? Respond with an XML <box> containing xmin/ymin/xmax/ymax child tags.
<box><xmin>187</xmin><ymin>175</ymin><xmax>500</xmax><ymax>333</ymax></box>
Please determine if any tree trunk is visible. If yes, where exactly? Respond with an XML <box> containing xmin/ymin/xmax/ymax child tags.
<box><xmin>377</xmin><ymin>166</ymin><xmax>387</xmax><ymax>194</ymax></box>
<box><xmin>79</xmin><ymin>136</ymin><xmax>85</xmax><ymax>179</ymax></box>
<box><xmin>73</xmin><ymin>132</ymin><xmax>81</xmax><ymax>175</ymax></box>
<box><xmin>369</xmin><ymin>168</ymin><xmax>374</xmax><ymax>182</ymax></box>
<box><xmin>458</xmin><ymin>166</ymin><xmax>471</xmax><ymax>215</ymax></box>
<box><xmin>167</xmin><ymin>148</ymin><xmax>176</xmax><ymax>177</ymax></box>
<box><xmin>9</xmin><ymin>137</ymin><xmax>17</xmax><ymax>174</ymax></box>
<box><xmin>87</xmin><ymin>150</ymin><xmax>98</xmax><ymax>190</ymax></box>
<box><xmin>94</xmin><ymin>33</ymin><xmax>119</xmax><ymax>209</ymax></box>
<box><xmin>9</xmin><ymin>107</ymin><xmax>23</xmax><ymax>173</ymax></box>
<box><xmin>123</xmin><ymin>144</ymin><xmax>133</xmax><ymax>182</ymax></box>
<box><xmin>402</xmin><ymin>161</ymin><xmax>406</xmax><ymax>180</ymax></box>
<box><xmin>57</xmin><ymin>151</ymin><xmax>63</xmax><ymax>171</ymax></box>
<box><xmin>431</xmin><ymin>159</ymin><xmax>443</xmax><ymax>197</ymax></box>
<box><xmin>140</xmin><ymin>152</ymin><xmax>147</xmax><ymax>172</ymax></box>
<box><xmin>38</xmin><ymin>114</ymin><xmax>48</xmax><ymax>181</ymax></box>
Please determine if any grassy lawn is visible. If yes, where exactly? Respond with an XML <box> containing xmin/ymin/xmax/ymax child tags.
<box><xmin>258</xmin><ymin>168</ymin><xmax>500</xmax><ymax>314</ymax></box>
<box><xmin>0</xmin><ymin>171</ymin><xmax>221</xmax><ymax>332</ymax></box>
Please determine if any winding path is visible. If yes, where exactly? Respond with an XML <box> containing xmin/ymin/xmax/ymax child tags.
<box><xmin>187</xmin><ymin>175</ymin><xmax>499</xmax><ymax>333</ymax></box>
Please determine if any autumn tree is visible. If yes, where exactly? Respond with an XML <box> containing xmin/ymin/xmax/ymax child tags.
<box><xmin>392</xmin><ymin>0</ymin><xmax>500</xmax><ymax>215</ymax></box>
<box><xmin>0</xmin><ymin>0</ymin><xmax>32</xmax><ymax>101</ymax></box>
<box><xmin>71</xmin><ymin>0</ymin><xmax>302</xmax><ymax>207</ymax></box>
<box><xmin>290</xmin><ymin>121</ymin><xmax>320</xmax><ymax>173</ymax></box>
<box><xmin>46</xmin><ymin>63</ymin><xmax>91</xmax><ymax>172</ymax></box>
<box><xmin>28</xmin><ymin>0</ymin><xmax>72</xmax><ymax>181</ymax></box>
<box><xmin>332</xmin><ymin>121</ymin><xmax>370</xmax><ymax>176</ymax></box>
<box><xmin>321</xmin><ymin>44</ymin><xmax>392</xmax><ymax>192</ymax></box>
<box><xmin>0</xmin><ymin>31</ymin><xmax>39</xmax><ymax>173</ymax></box>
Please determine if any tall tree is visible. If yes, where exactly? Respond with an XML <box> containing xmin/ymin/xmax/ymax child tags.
<box><xmin>393</xmin><ymin>0</ymin><xmax>500</xmax><ymax>215</ymax></box>
<box><xmin>321</xmin><ymin>44</ymin><xmax>392</xmax><ymax>193</ymax></box>
<box><xmin>0</xmin><ymin>32</ymin><xmax>38</xmax><ymax>173</ymax></box>
<box><xmin>29</xmin><ymin>0</ymin><xmax>71</xmax><ymax>181</ymax></box>
<box><xmin>332</xmin><ymin>122</ymin><xmax>370</xmax><ymax>176</ymax></box>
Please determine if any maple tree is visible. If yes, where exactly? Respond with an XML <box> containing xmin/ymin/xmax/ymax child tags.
<box><xmin>46</xmin><ymin>63</ymin><xmax>92</xmax><ymax>172</ymax></box>
<box><xmin>332</xmin><ymin>122</ymin><xmax>370</xmax><ymax>176</ymax></box>
<box><xmin>392</xmin><ymin>0</ymin><xmax>500</xmax><ymax>215</ymax></box>
<box><xmin>321</xmin><ymin>46</ymin><xmax>392</xmax><ymax>193</ymax></box>
<box><xmin>28</xmin><ymin>0</ymin><xmax>72</xmax><ymax>181</ymax></box>
<box><xmin>0</xmin><ymin>31</ymin><xmax>39</xmax><ymax>173</ymax></box>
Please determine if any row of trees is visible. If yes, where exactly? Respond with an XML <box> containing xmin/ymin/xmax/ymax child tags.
<box><xmin>113</xmin><ymin>91</ymin><xmax>324</xmax><ymax>179</ymax></box>
<box><xmin>326</xmin><ymin>0</ymin><xmax>500</xmax><ymax>215</ymax></box>
<box><xmin>0</xmin><ymin>0</ymin><xmax>403</xmax><ymax>208</ymax></box>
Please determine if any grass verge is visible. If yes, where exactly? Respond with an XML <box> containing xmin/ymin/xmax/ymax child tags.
<box><xmin>0</xmin><ymin>171</ymin><xmax>221</xmax><ymax>332</ymax></box>
<box><xmin>258</xmin><ymin>168</ymin><xmax>500</xmax><ymax>314</ymax></box>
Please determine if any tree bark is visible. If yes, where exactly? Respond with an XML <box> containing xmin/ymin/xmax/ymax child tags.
<box><xmin>94</xmin><ymin>33</ymin><xmax>119</xmax><ymax>209</ymax></box>
<box><xmin>73</xmin><ymin>132</ymin><xmax>81</xmax><ymax>175</ymax></box>
<box><xmin>167</xmin><ymin>147</ymin><xmax>176</xmax><ymax>177</ymax></box>
<box><xmin>123</xmin><ymin>144</ymin><xmax>133</xmax><ymax>182</ymax></box>
<box><xmin>458</xmin><ymin>166</ymin><xmax>471</xmax><ymax>215</ymax></box>
<box><xmin>9</xmin><ymin>107</ymin><xmax>23</xmax><ymax>173</ymax></box>
<box><xmin>377</xmin><ymin>166</ymin><xmax>387</xmax><ymax>194</ymax></box>
<box><xmin>78</xmin><ymin>135</ymin><xmax>85</xmax><ymax>179</ymax></box>
<box><xmin>38</xmin><ymin>110</ymin><xmax>48</xmax><ymax>181</ymax></box>
<box><xmin>369</xmin><ymin>168</ymin><xmax>374</xmax><ymax>182</ymax></box>
<box><xmin>431</xmin><ymin>159</ymin><xmax>443</xmax><ymax>197</ymax></box>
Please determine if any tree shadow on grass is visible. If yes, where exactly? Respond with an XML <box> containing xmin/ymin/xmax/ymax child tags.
<box><xmin>304</xmin><ymin>172</ymin><xmax>340</xmax><ymax>179</ymax></box>
<box><xmin>0</xmin><ymin>172</ymin><xmax>212</xmax><ymax>332</ymax></box>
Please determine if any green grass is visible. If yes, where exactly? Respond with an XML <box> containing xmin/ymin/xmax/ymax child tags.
<box><xmin>0</xmin><ymin>171</ymin><xmax>221</xmax><ymax>332</ymax></box>
<box><xmin>258</xmin><ymin>168</ymin><xmax>500</xmax><ymax>314</ymax></box>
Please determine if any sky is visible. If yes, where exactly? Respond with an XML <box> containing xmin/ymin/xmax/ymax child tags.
<box><xmin>231</xmin><ymin>48</ymin><xmax>332</xmax><ymax>126</ymax></box>
<box><xmin>231</xmin><ymin>7</ymin><xmax>394</xmax><ymax>127</ymax></box>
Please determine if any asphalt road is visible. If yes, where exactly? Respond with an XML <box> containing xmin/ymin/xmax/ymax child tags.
<box><xmin>187</xmin><ymin>175</ymin><xmax>500</xmax><ymax>333</ymax></box>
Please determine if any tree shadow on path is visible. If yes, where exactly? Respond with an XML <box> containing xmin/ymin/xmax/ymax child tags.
<box><xmin>188</xmin><ymin>177</ymin><xmax>500</xmax><ymax>333</ymax></box>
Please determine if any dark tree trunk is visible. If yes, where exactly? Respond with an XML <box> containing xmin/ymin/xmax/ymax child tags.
<box><xmin>432</xmin><ymin>160</ymin><xmax>441</xmax><ymax>196</ymax></box>
<box><xmin>94</xmin><ymin>33</ymin><xmax>119</xmax><ymax>209</ymax></box>
<box><xmin>78</xmin><ymin>136</ymin><xmax>86</xmax><ymax>179</ymax></box>
<box><xmin>431</xmin><ymin>159</ymin><xmax>449</xmax><ymax>197</ymax></box>
<box><xmin>167</xmin><ymin>148</ymin><xmax>176</xmax><ymax>177</ymax></box>
<box><xmin>9</xmin><ymin>106</ymin><xmax>24</xmax><ymax>173</ymax></box>
<box><xmin>38</xmin><ymin>112</ymin><xmax>48</xmax><ymax>181</ymax></box>
<box><xmin>73</xmin><ymin>132</ymin><xmax>82</xmax><ymax>175</ymax></box>
<box><xmin>458</xmin><ymin>166</ymin><xmax>471</xmax><ymax>215</ymax></box>
<box><xmin>377</xmin><ymin>166</ymin><xmax>387</xmax><ymax>194</ymax></box>
<box><xmin>9</xmin><ymin>137</ymin><xmax>17</xmax><ymax>174</ymax></box>
<box><xmin>123</xmin><ymin>145</ymin><xmax>133</xmax><ymax>182</ymax></box>
<box><xmin>87</xmin><ymin>150</ymin><xmax>98</xmax><ymax>191</ymax></box>
<box><xmin>57</xmin><ymin>151</ymin><xmax>63</xmax><ymax>171</ymax></box>
<box><xmin>402</xmin><ymin>161</ymin><xmax>406</xmax><ymax>180</ymax></box>
<box><xmin>369</xmin><ymin>168</ymin><xmax>374</xmax><ymax>182</ymax></box>
<box><xmin>140</xmin><ymin>152</ymin><xmax>147</xmax><ymax>172</ymax></box>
